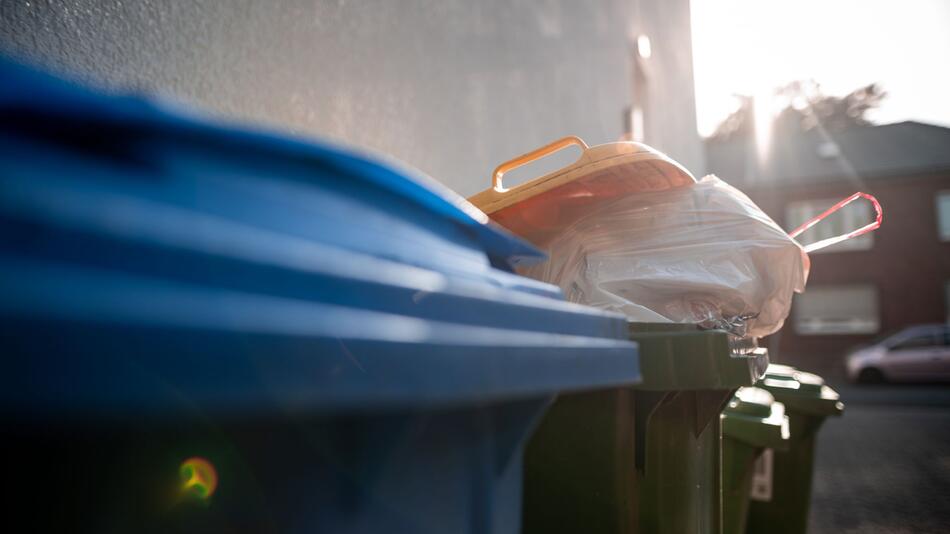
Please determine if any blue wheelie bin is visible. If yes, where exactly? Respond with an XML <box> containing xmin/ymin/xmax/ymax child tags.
<box><xmin>0</xmin><ymin>58</ymin><xmax>641</xmax><ymax>534</ymax></box>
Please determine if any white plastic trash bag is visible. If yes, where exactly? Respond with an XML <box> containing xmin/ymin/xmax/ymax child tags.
<box><xmin>520</xmin><ymin>175</ymin><xmax>810</xmax><ymax>338</ymax></box>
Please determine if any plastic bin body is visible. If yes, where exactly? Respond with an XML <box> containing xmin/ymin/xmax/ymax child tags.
<box><xmin>523</xmin><ymin>387</ymin><xmax>639</xmax><ymax>533</ymax></box>
<box><xmin>721</xmin><ymin>387</ymin><xmax>789</xmax><ymax>534</ymax></box>
<box><xmin>745</xmin><ymin>365</ymin><xmax>843</xmax><ymax>534</ymax></box>
<box><xmin>9</xmin><ymin>401</ymin><xmax>548</xmax><ymax>533</ymax></box>
<box><xmin>635</xmin><ymin>388</ymin><xmax>725</xmax><ymax>533</ymax></box>
<box><xmin>722</xmin><ymin>436</ymin><xmax>758</xmax><ymax>534</ymax></box>
<box><xmin>0</xmin><ymin>59</ymin><xmax>641</xmax><ymax>533</ymax></box>
<box><xmin>522</xmin><ymin>323</ymin><xmax>769</xmax><ymax>534</ymax></box>
<box><xmin>632</xmin><ymin>324</ymin><xmax>769</xmax><ymax>534</ymax></box>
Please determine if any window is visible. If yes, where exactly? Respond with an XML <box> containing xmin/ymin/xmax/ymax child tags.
<box><xmin>890</xmin><ymin>333</ymin><xmax>940</xmax><ymax>351</ymax></box>
<box><xmin>886</xmin><ymin>326</ymin><xmax>946</xmax><ymax>351</ymax></box>
<box><xmin>786</xmin><ymin>197</ymin><xmax>874</xmax><ymax>253</ymax></box>
<box><xmin>937</xmin><ymin>192</ymin><xmax>950</xmax><ymax>241</ymax></box>
<box><xmin>626</xmin><ymin>32</ymin><xmax>651</xmax><ymax>144</ymax></box>
<box><xmin>794</xmin><ymin>285</ymin><xmax>879</xmax><ymax>335</ymax></box>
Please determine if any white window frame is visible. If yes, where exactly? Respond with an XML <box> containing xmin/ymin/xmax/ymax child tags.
<box><xmin>786</xmin><ymin>197</ymin><xmax>874</xmax><ymax>253</ymax></box>
<box><xmin>936</xmin><ymin>191</ymin><xmax>950</xmax><ymax>242</ymax></box>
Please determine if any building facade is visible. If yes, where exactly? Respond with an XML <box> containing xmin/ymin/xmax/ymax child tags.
<box><xmin>708</xmin><ymin>121</ymin><xmax>950</xmax><ymax>377</ymax></box>
<box><xmin>0</xmin><ymin>0</ymin><xmax>703</xmax><ymax>196</ymax></box>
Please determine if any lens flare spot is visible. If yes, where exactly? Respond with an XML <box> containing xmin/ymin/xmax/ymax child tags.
<box><xmin>180</xmin><ymin>457</ymin><xmax>218</xmax><ymax>499</ymax></box>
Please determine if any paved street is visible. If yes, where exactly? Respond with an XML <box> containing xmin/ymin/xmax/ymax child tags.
<box><xmin>808</xmin><ymin>383</ymin><xmax>950</xmax><ymax>533</ymax></box>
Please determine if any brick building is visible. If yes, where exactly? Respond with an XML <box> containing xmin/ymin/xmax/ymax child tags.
<box><xmin>707</xmin><ymin>121</ymin><xmax>950</xmax><ymax>377</ymax></box>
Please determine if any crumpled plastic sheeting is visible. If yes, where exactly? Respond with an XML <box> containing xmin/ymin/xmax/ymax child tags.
<box><xmin>520</xmin><ymin>175</ymin><xmax>810</xmax><ymax>338</ymax></box>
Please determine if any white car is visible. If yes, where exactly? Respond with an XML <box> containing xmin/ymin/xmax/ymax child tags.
<box><xmin>846</xmin><ymin>324</ymin><xmax>950</xmax><ymax>384</ymax></box>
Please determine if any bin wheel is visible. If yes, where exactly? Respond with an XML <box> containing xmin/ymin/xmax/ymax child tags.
<box><xmin>857</xmin><ymin>367</ymin><xmax>886</xmax><ymax>384</ymax></box>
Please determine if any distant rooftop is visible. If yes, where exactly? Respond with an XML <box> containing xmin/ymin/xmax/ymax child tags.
<box><xmin>705</xmin><ymin>121</ymin><xmax>950</xmax><ymax>187</ymax></box>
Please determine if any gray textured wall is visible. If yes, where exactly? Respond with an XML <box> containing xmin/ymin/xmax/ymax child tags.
<box><xmin>0</xmin><ymin>0</ymin><xmax>702</xmax><ymax>195</ymax></box>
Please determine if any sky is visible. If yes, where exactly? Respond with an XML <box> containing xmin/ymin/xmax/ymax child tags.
<box><xmin>690</xmin><ymin>0</ymin><xmax>950</xmax><ymax>137</ymax></box>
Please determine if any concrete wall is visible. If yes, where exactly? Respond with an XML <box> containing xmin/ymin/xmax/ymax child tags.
<box><xmin>0</xmin><ymin>0</ymin><xmax>702</xmax><ymax>196</ymax></box>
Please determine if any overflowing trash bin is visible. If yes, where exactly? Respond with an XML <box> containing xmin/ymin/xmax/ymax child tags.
<box><xmin>0</xmin><ymin>58</ymin><xmax>642</xmax><ymax>533</ymax></box>
<box><xmin>477</xmin><ymin>136</ymin><xmax>867</xmax><ymax>534</ymax></box>
<box><xmin>745</xmin><ymin>365</ymin><xmax>844</xmax><ymax>534</ymax></box>
<box><xmin>470</xmin><ymin>137</ymin><xmax>800</xmax><ymax>534</ymax></box>
<box><xmin>721</xmin><ymin>386</ymin><xmax>790</xmax><ymax>534</ymax></box>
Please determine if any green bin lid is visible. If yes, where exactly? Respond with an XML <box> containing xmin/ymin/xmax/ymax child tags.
<box><xmin>628</xmin><ymin>323</ymin><xmax>769</xmax><ymax>391</ymax></box>
<box><xmin>758</xmin><ymin>364</ymin><xmax>844</xmax><ymax>417</ymax></box>
<box><xmin>763</xmin><ymin>363</ymin><xmax>797</xmax><ymax>376</ymax></box>
<box><xmin>725</xmin><ymin>386</ymin><xmax>774</xmax><ymax>418</ymax></box>
<box><xmin>722</xmin><ymin>387</ymin><xmax>790</xmax><ymax>449</ymax></box>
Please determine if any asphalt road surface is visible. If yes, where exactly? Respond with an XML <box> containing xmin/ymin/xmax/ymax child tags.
<box><xmin>808</xmin><ymin>383</ymin><xmax>950</xmax><ymax>533</ymax></box>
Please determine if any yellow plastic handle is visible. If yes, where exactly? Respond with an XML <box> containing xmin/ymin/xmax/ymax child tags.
<box><xmin>491</xmin><ymin>136</ymin><xmax>589</xmax><ymax>192</ymax></box>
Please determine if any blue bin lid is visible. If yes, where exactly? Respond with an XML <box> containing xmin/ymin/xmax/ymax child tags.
<box><xmin>0</xmin><ymin>58</ymin><xmax>640</xmax><ymax>420</ymax></box>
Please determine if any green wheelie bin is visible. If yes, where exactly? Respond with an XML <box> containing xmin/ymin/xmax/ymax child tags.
<box><xmin>631</xmin><ymin>324</ymin><xmax>770</xmax><ymax>534</ymax></box>
<box><xmin>721</xmin><ymin>387</ymin><xmax>790</xmax><ymax>534</ymax></box>
<box><xmin>522</xmin><ymin>323</ymin><xmax>770</xmax><ymax>534</ymax></box>
<box><xmin>745</xmin><ymin>364</ymin><xmax>844</xmax><ymax>534</ymax></box>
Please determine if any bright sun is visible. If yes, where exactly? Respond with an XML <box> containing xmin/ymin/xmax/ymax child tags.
<box><xmin>689</xmin><ymin>0</ymin><xmax>950</xmax><ymax>138</ymax></box>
